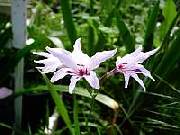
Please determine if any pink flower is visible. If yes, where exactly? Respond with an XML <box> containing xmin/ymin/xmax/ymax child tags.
<box><xmin>36</xmin><ymin>38</ymin><xmax>117</xmax><ymax>93</ymax></box>
<box><xmin>0</xmin><ymin>87</ymin><xmax>12</xmax><ymax>99</ymax></box>
<box><xmin>116</xmin><ymin>47</ymin><xmax>159</xmax><ymax>90</ymax></box>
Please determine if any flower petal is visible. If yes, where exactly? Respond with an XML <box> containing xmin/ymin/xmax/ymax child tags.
<box><xmin>89</xmin><ymin>49</ymin><xmax>117</xmax><ymax>70</ymax></box>
<box><xmin>51</xmin><ymin>68</ymin><xmax>70</xmax><ymax>82</ymax></box>
<box><xmin>116</xmin><ymin>47</ymin><xmax>142</xmax><ymax>65</ymax></box>
<box><xmin>0</xmin><ymin>87</ymin><xmax>12</xmax><ymax>99</ymax></box>
<box><xmin>71</xmin><ymin>38</ymin><xmax>91</xmax><ymax>66</ymax></box>
<box><xmin>46</xmin><ymin>46</ymin><xmax>77</xmax><ymax>70</ymax></box>
<box><xmin>84</xmin><ymin>71</ymin><xmax>99</xmax><ymax>89</ymax></box>
<box><xmin>34</xmin><ymin>56</ymin><xmax>62</xmax><ymax>73</ymax></box>
<box><xmin>137</xmin><ymin>65</ymin><xmax>154</xmax><ymax>81</ymax></box>
<box><xmin>73</xmin><ymin>38</ymin><xmax>81</xmax><ymax>53</ymax></box>
<box><xmin>123</xmin><ymin>73</ymin><xmax>130</xmax><ymax>88</ymax></box>
<box><xmin>134</xmin><ymin>47</ymin><xmax>159</xmax><ymax>63</ymax></box>
<box><xmin>143</xmin><ymin>48</ymin><xmax>159</xmax><ymax>60</ymax></box>
<box><xmin>69</xmin><ymin>76</ymin><xmax>81</xmax><ymax>94</ymax></box>
<box><xmin>131</xmin><ymin>74</ymin><xmax>145</xmax><ymax>91</ymax></box>
<box><xmin>116</xmin><ymin>47</ymin><xmax>159</xmax><ymax>65</ymax></box>
<box><xmin>33</xmin><ymin>52</ymin><xmax>51</xmax><ymax>58</ymax></box>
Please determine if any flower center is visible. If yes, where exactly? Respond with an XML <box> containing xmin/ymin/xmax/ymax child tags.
<box><xmin>117</xmin><ymin>63</ymin><xmax>126</xmax><ymax>70</ymax></box>
<box><xmin>77</xmin><ymin>64</ymin><xmax>90</xmax><ymax>76</ymax></box>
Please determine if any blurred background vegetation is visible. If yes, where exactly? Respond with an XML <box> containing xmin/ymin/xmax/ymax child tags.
<box><xmin>0</xmin><ymin>0</ymin><xmax>180</xmax><ymax>134</ymax></box>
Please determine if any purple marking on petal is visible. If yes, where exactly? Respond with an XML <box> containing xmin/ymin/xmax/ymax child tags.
<box><xmin>135</xmin><ymin>69</ymin><xmax>141</xmax><ymax>72</ymax></box>
<box><xmin>0</xmin><ymin>87</ymin><xmax>13</xmax><ymax>99</ymax></box>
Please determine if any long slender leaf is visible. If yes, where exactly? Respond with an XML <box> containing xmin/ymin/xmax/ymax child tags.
<box><xmin>144</xmin><ymin>1</ymin><xmax>160</xmax><ymax>51</ymax></box>
<box><xmin>155</xmin><ymin>31</ymin><xmax>180</xmax><ymax>77</ymax></box>
<box><xmin>116</xmin><ymin>11</ymin><xmax>135</xmax><ymax>53</ymax></box>
<box><xmin>61</xmin><ymin>0</ymin><xmax>77</xmax><ymax>46</ymax></box>
<box><xmin>160</xmin><ymin>0</ymin><xmax>177</xmax><ymax>40</ymax></box>
<box><xmin>161</xmin><ymin>13</ymin><xmax>179</xmax><ymax>50</ymax></box>
<box><xmin>104</xmin><ymin>0</ymin><xmax>121</xmax><ymax>26</ymax></box>
<box><xmin>14</xmin><ymin>85</ymin><xmax>119</xmax><ymax>110</ymax></box>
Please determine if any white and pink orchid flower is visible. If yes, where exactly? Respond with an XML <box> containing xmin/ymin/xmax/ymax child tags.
<box><xmin>35</xmin><ymin>38</ymin><xmax>117</xmax><ymax>93</ymax></box>
<box><xmin>34</xmin><ymin>51</ymin><xmax>63</xmax><ymax>73</ymax></box>
<box><xmin>116</xmin><ymin>46</ymin><xmax>159</xmax><ymax>90</ymax></box>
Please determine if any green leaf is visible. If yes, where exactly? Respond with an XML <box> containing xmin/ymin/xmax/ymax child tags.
<box><xmin>144</xmin><ymin>1</ymin><xmax>160</xmax><ymax>51</ymax></box>
<box><xmin>155</xmin><ymin>31</ymin><xmax>180</xmax><ymax>78</ymax></box>
<box><xmin>160</xmin><ymin>0</ymin><xmax>177</xmax><ymax>40</ymax></box>
<box><xmin>15</xmin><ymin>85</ymin><xmax>119</xmax><ymax>110</ymax></box>
<box><xmin>104</xmin><ymin>0</ymin><xmax>121</xmax><ymax>26</ymax></box>
<box><xmin>161</xmin><ymin>13</ymin><xmax>179</xmax><ymax>50</ymax></box>
<box><xmin>61</xmin><ymin>0</ymin><xmax>77</xmax><ymax>46</ymax></box>
<box><xmin>100</xmin><ymin>0</ymin><xmax>113</xmax><ymax>14</ymax></box>
<box><xmin>116</xmin><ymin>11</ymin><xmax>135</xmax><ymax>53</ymax></box>
<box><xmin>87</xmin><ymin>19</ymin><xmax>99</xmax><ymax>55</ymax></box>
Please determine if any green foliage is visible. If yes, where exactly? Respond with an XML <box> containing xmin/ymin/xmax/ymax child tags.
<box><xmin>160</xmin><ymin>0</ymin><xmax>177</xmax><ymax>40</ymax></box>
<box><xmin>116</xmin><ymin>11</ymin><xmax>135</xmax><ymax>53</ymax></box>
<box><xmin>61</xmin><ymin>0</ymin><xmax>77</xmax><ymax>46</ymax></box>
<box><xmin>144</xmin><ymin>0</ymin><xmax>160</xmax><ymax>51</ymax></box>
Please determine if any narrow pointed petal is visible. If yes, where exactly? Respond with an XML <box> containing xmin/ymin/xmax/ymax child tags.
<box><xmin>34</xmin><ymin>59</ymin><xmax>51</xmax><ymax>64</ymax></box>
<box><xmin>69</xmin><ymin>76</ymin><xmax>81</xmax><ymax>94</ymax></box>
<box><xmin>131</xmin><ymin>46</ymin><xmax>143</xmax><ymax>57</ymax></box>
<box><xmin>124</xmin><ymin>73</ymin><xmax>130</xmax><ymax>88</ymax></box>
<box><xmin>71</xmin><ymin>38</ymin><xmax>91</xmax><ymax>66</ymax></box>
<box><xmin>36</xmin><ymin>66</ymin><xmax>55</xmax><ymax>73</ymax></box>
<box><xmin>89</xmin><ymin>49</ymin><xmax>117</xmax><ymax>70</ymax></box>
<box><xmin>33</xmin><ymin>52</ymin><xmax>51</xmax><ymax>57</ymax></box>
<box><xmin>131</xmin><ymin>74</ymin><xmax>145</xmax><ymax>90</ymax></box>
<box><xmin>116</xmin><ymin>47</ymin><xmax>142</xmax><ymax>65</ymax></box>
<box><xmin>73</xmin><ymin>38</ymin><xmax>81</xmax><ymax>53</ymax></box>
<box><xmin>84</xmin><ymin>71</ymin><xmax>99</xmax><ymax>89</ymax></box>
<box><xmin>144</xmin><ymin>47</ymin><xmax>159</xmax><ymax>59</ymax></box>
<box><xmin>34</xmin><ymin>57</ymin><xmax>62</xmax><ymax>73</ymax></box>
<box><xmin>117</xmin><ymin>47</ymin><xmax>159</xmax><ymax>65</ymax></box>
<box><xmin>51</xmin><ymin>68</ymin><xmax>69</xmax><ymax>82</ymax></box>
<box><xmin>135</xmin><ymin>47</ymin><xmax>159</xmax><ymax>63</ymax></box>
<box><xmin>139</xmin><ymin>66</ymin><xmax>155</xmax><ymax>81</ymax></box>
<box><xmin>46</xmin><ymin>46</ymin><xmax>77</xmax><ymax>70</ymax></box>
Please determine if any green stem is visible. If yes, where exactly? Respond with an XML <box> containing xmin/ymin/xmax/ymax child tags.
<box><xmin>100</xmin><ymin>68</ymin><xmax>116</xmax><ymax>85</ymax></box>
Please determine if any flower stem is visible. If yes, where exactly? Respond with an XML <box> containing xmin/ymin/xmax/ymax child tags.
<box><xmin>100</xmin><ymin>68</ymin><xmax>116</xmax><ymax>85</ymax></box>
